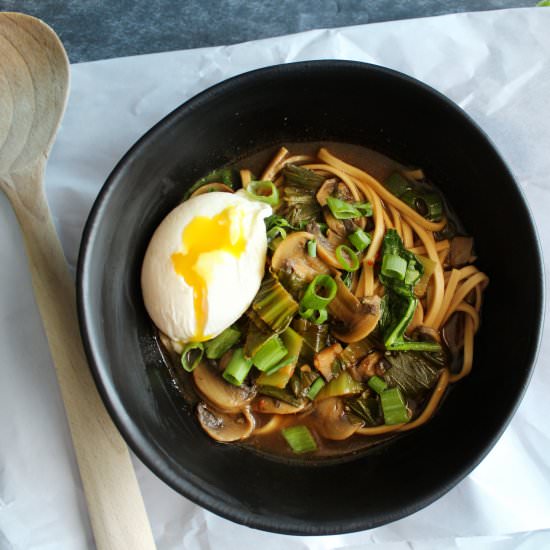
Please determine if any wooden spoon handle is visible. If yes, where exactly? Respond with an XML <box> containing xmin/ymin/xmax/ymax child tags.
<box><xmin>3</xmin><ymin>162</ymin><xmax>157</xmax><ymax>550</ymax></box>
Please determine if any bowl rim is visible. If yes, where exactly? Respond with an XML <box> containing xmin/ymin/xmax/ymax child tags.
<box><xmin>76</xmin><ymin>59</ymin><xmax>545</xmax><ymax>535</ymax></box>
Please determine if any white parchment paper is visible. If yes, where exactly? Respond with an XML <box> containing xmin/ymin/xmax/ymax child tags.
<box><xmin>1</xmin><ymin>7</ymin><xmax>550</xmax><ymax>549</ymax></box>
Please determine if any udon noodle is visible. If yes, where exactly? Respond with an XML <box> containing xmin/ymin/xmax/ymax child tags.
<box><xmin>159</xmin><ymin>145</ymin><xmax>488</xmax><ymax>457</ymax></box>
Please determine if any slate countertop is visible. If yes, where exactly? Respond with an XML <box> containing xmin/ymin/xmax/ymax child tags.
<box><xmin>0</xmin><ymin>0</ymin><xmax>536</xmax><ymax>63</ymax></box>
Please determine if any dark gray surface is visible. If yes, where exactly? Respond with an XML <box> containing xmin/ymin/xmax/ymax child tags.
<box><xmin>1</xmin><ymin>0</ymin><xmax>535</xmax><ymax>63</ymax></box>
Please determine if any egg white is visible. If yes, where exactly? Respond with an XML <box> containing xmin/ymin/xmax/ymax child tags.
<box><xmin>141</xmin><ymin>191</ymin><xmax>271</xmax><ymax>343</ymax></box>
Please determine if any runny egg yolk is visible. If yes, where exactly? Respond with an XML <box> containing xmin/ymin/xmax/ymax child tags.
<box><xmin>171</xmin><ymin>206</ymin><xmax>246</xmax><ymax>341</ymax></box>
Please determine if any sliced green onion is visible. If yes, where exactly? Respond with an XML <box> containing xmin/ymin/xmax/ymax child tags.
<box><xmin>270</xmin><ymin>327</ymin><xmax>302</xmax><ymax>374</ymax></box>
<box><xmin>244</xmin><ymin>324</ymin><xmax>276</xmax><ymax>358</ymax></box>
<box><xmin>267</xmin><ymin>226</ymin><xmax>285</xmax><ymax>251</ymax></box>
<box><xmin>301</xmin><ymin>274</ymin><xmax>337</xmax><ymax>310</ymax></box>
<box><xmin>306</xmin><ymin>377</ymin><xmax>326</xmax><ymax>400</ymax></box>
<box><xmin>416</xmin><ymin>192</ymin><xmax>443</xmax><ymax>221</ymax></box>
<box><xmin>265</xmin><ymin>215</ymin><xmax>297</xmax><ymax>250</ymax></box>
<box><xmin>247</xmin><ymin>180</ymin><xmax>279</xmax><ymax>206</ymax></box>
<box><xmin>281</xmin><ymin>425</ymin><xmax>318</xmax><ymax>454</ymax></box>
<box><xmin>386</xmin><ymin>340</ymin><xmax>442</xmax><ymax>352</ymax></box>
<box><xmin>404</xmin><ymin>261</ymin><xmax>421</xmax><ymax>285</ymax></box>
<box><xmin>348</xmin><ymin>229</ymin><xmax>371</xmax><ymax>252</ymax></box>
<box><xmin>204</xmin><ymin>326</ymin><xmax>241</xmax><ymax>359</ymax></box>
<box><xmin>299</xmin><ymin>305</ymin><xmax>315</xmax><ymax>320</ymax></box>
<box><xmin>180</xmin><ymin>343</ymin><xmax>204</xmax><ymax>372</ymax></box>
<box><xmin>222</xmin><ymin>347</ymin><xmax>253</xmax><ymax>386</ymax></box>
<box><xmin>265</xmin><ymin>214</ymin><xmax>295</xmax><ymax>231</ymax></box>
<box><xmin>326</xmin><ymin>197</ymin><xmax>373</xmax><ymax>220</ymax></box>
<box><xmin>326</xmin><ymin>197</ymin><xmax>361</xmax><ymax>219</ymax></box>
<box><xmin>309</xmin><ymin>308</ymin><xmax>328</xmax><ymax>325</ymax></box>
<box><xmin>381</xmin><ymin>387</ymin><xmax>410</xmax><ymax>425</ymax></box>
<box><xmin>355</xmin><ymin>202</ymin><xmax>373</xmax><ymax>217</ymax></box>
<box><xmin>335</xmin><ymin>245</ymin><xmax>360</xmax><ymax>272</ymax></box>
<box><xmin>381</xmin><ymin>253</ymin><xmax>407</xmax><ymax>280</ymax></box>
<box><xmin>252</xmin><ymin>336</ymin><xmax>288</xmax><ymax>372</ymax></box>
<box><xmin>267</xmin><ymin>225</ymin><xmax>286</xmax><ymax>242</ymax></box>
<box><xmin>307</xmin><ymin>239</ymin><xmax>317</xmax><ymax>257</ymax></box>
<box><xmin>258</xmin><ymin>326</ymin><xmax>303</xmax><ymax>379</ymax></box>
<box><xmin>299</xmin><ymin>303</ymin><xmax>328</xmax><ymax>326</ymax></box>
<box><xmin>368</xmin><ymin>375</ymin><xmax>388</xmax><ymax>395</ymax></box>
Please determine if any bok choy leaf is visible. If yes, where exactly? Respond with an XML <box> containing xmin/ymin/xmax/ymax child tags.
<box><xmin>379</xmin><ymin>230</ymin><xmax>441</xmax><ymax>352</ymax></box>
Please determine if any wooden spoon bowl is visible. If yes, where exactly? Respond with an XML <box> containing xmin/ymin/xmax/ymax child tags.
<box><xmin>0</xmin><ymin>12</ymin><xmax>155</xmax><ymax>550</ymax></box>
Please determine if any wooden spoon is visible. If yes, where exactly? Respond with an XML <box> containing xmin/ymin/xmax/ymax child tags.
<box><xmin>0</xmin><ymin>13</ymin><xmax>156</xmax><ymax>550</ymax></box>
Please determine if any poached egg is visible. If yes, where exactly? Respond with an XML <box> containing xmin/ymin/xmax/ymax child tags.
<box><xmin>141</xmin><ymin>190</ymin><xmax>271</xmax><ymax>343</ymax></box>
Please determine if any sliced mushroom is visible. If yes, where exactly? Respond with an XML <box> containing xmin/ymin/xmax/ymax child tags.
<box><xmin>353</xmin><ymin>351</ymin><xmax>383</xmax><ymax>381</ymax></box>
<box><xmin>313</xmin><ymin>342</ymin><xmax>343</xmax><ymax>382</ymax></box>
<box><xmin>306</xmin><ymin>223</ymin><xmax>344</xmax><ymax>269</ymax></box>
<box><xmin>449</xmin><ymin>236</ymin><xmax>474</xmax><ymax>267</ymax></box>
<box><xmin>311</xmin><ymin>397</ymin><xmax>360</xmax><ymax>440</ymax></box>
<box><xmin>193</xmin><ymin>360</ymin><xmax>255</xmax><ymax>413</ymax></box>
<box><xmin>326</xmin><ymin>229</ymin><xmax>348</xmax><ymax>250</ymax></box>
<box><xmin>252</xmin><ymin>396</ymin><xmax>308</xmax><ymax>415</ymax></box>
<box><xmin>328</xmin><ymin>275</ymin><xmax>381</xmax><ymax>343</ymax></box>
<box><xmin>252</xmin><ymin>414</ymin><xmax>284</xmax><ymax>435</ymax></box>
<box><xmin>323</xmin><ymin>211</ymin><xmax>345</xmax><ymax>238</ymax></box>
<box><xmin>325</xmin><ymin>221</ymin><xmax>349</xmax><ymax>247</ymax></box>
<box><xmin>336</xmin><ymin>180</ymin><xmax>361</xmax><ymax>202</ymax></box>
<box><xmin>320</xmin><ymin>179</ymin><xmax>357</xmax><ymax>203</ymax></box>
<box><xmin>190</xmin><ymin>182</ymin><xmax>233</xmax><ymax>197</ymax></box>
<box><xmin>315</xmin><ymin>178</ymin><xmax>338</xmax><ymax>206</ymax></box>
<box><xmin>271</xmin><ymin>231</ymin><xmax>330</xmax><ymax>281</ymax></box>
<box><xmin>442</xmin><ymin>313</ymin><xmax>464</xmax><ymax>356</ymax></box>
<box><xmin>323</xmin><ymin>209</ymin><xmax>360</xmax><ymax>238</ymax></box>
<box><xmin>197</xmin><ymin>402</ymin><xmax>255</xmax><ymax>442</ymax></box>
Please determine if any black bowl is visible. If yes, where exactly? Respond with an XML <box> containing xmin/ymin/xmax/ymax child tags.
<box><xmin>77</xmin><ymin>61</ymin><xmax>543</xmax><ymax>535</ymax></box>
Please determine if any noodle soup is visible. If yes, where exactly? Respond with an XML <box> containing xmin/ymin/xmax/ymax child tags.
<box><xmin>147</xmin><ymin>143</ymin><xmax>488</xmax><ymax>459</ymax></box>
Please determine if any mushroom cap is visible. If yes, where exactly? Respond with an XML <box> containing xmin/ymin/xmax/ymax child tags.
<box><xmin>311</xmin><ymin>397</ymin><xmax>360</xmax><ymax>440</ymax></box>
<box><xmin>197</xmin><ymin>402</ymin><xmax>255</xmax><ymax>442</ymax></box>
<box><xmin>329</xmin><ymin>275</ymin><xmax>381</xmax><ymax>343</ymax></box>
<box><xmin>271</xmin><ymin>231</ymin><xmax>330</xmax><ymax>281</ymax></box>
<box><xmin>306</xmin><ymin>222</ymin><xmax>344</xmax><ymax>269</ymax></box>
<box><xmin>193</xmin><ymin>360</ymin><xmax>255</xmax><ymax>413</ymax></box>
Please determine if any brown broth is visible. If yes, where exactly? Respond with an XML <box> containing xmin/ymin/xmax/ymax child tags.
<box><xmin>233</xmin><ymin>141</ymin><xmax>403</xmax><ymax>184</ymax></box>
<box><xmin>159</xmin><ymin>142</ymin><xmax>465</xmax><ymax>460</ymax></box>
